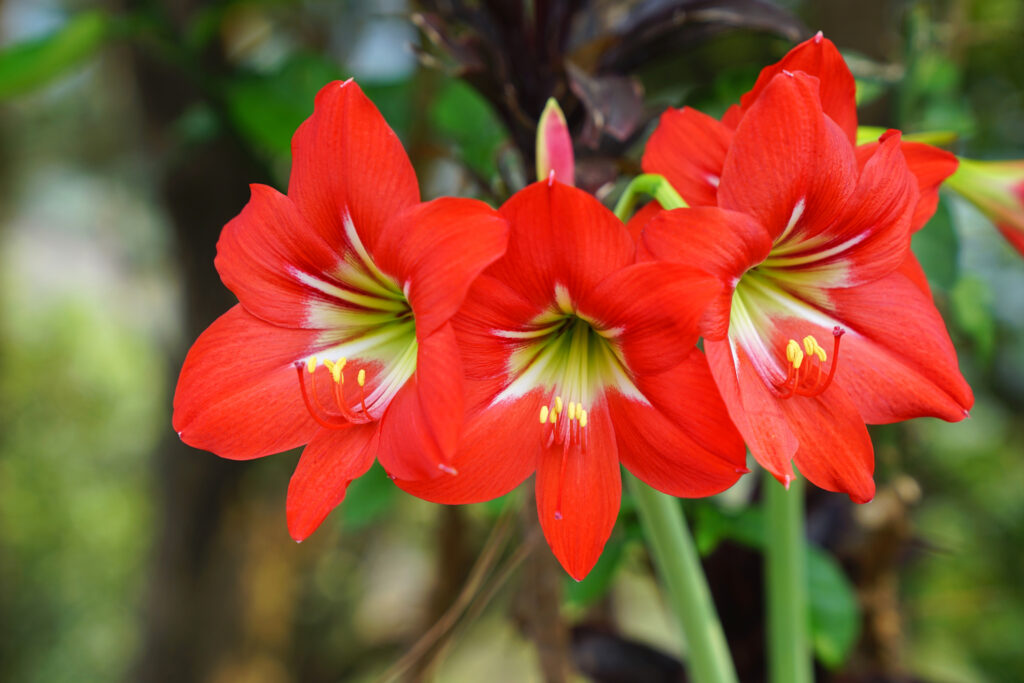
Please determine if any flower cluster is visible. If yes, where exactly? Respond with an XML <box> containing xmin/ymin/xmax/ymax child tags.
<box><xmin>174</xmin><ymin>35</ymin><xmax>973</xmax><ymax>579</ymax></box>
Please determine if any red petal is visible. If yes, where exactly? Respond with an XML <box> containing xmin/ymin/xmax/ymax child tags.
<box><xmin>898</xmin><ymin>251</ymin><xmax>933</xmax><ymax>299</ymax></box>
<box><xmin>452</xmin><ymin>274</ymin><xmax>542</xmax><ymax>381</ymax></box>
<box><xmin>413</xmin><ymin>323</ymin><xmax>465</xmax><ymax>466</ymax></box>
<box><xmin>286</xmin><ymin>422</ymin><xmax>380</xmax><ymax>541</ymax></box>
<box><xmin>780</xmin><ymin>384</ymin><xmax>875</xmax><ymax>504</ymax></box>
<box><xmin>173</xmin><ymin>305</ymin><xmax>321</xmax><ymax>460</ymax></box>
<box><xmin>376</xmin><ymin>325</ymin><xmax>467</xmax><ymax>481</ymax></box>
<box><xmin>579</xmin><ymin>262</ymin><xmax>721</xmax><ymax>375</ymax></box>
<box><xmin>705</xmin><ymin>338</ymin><xmax>797</xmax><ymax>482</ymax></box>
<box><xmin>640</xmin><ymin>207</ymin><xmax>772</xmax><ymax>340</ymax></box>
<box><xmin>738</xmin><ymin>33</ymin><xmax>858</xmax><ymax>145</ymax></box>
<box><xmin>535</xmin><ymin>402</ymin><xmax>621</xmax><ymax>580</ymax></box>
<box><xmin>490</xmin><ymin>180</ymin><xmax>635</xmax><ymax>311</ymax></box>
<box><xmin>374</xmin><ymin>197</ymin><xmax>508</xmax><ymax>338</ymax></box>
<box><xmin>825</xmin><ymin>273</ymin><xmax>974</xmax><ymax>423</ymax></box>
<box><xmin>288</xmin><ymin>80</ymin><xmax>419</xmax><ymax>257</ymax></box>
<box><xmin>719</xmin><ymin>71</ymin><xmax>857</xmax><ymax>243</ymax></box>
<box><xmin>536</xmin><ymin>97</ymin><xmax>575</xmax><ymax>186</ymax></box>
<box><xmin>996</xmin><ymin>221</ymin><xmax>1024</xmax><ymax>256</ymax></box>
<box><xmin>642</xmin><ymin>107</ymin><xmax>733</xmax><ymax>206</ymax></box>
<box><xmin>624</xmin><ymin>200</ymin><xmax>663</xmax><ymax>243</ymax></box>
<box><xmin>609</xmin><ymin>354</ymin><xmax>746</xmax><ymax>498</ymax></box>
<box><xmin>395</xmin><ymin>381</ymin><xmax>539</xmax><ymax>503</ymax></box>
<box><xmin>215</xmin><ymin>184</ymin><xmax>341</xmax><ymax>328</ymax></box>
<box><xmin>777</xmin><ymin>130</ymin><xmax>917</xmax><ymax>287</ymax></box>
<box><xmin>857</xmin><ymin>139</ymin><xmax>958</xmax><ymax>232</ymax></box>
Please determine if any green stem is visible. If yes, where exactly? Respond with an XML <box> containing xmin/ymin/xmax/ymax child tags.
<box><xmin>626</xmin><ymin>474</ymin><xmax>738</xmax><ymax>683</ymax></box>
<box><xmin>612</xmin><ymin>173</ymin><xmax>688</xmax><ymax>221</ymax></box>
<box><xmin>764</xmin><ymin>469</ymin><xmax>812</xmax><ymax>683</ymax></box>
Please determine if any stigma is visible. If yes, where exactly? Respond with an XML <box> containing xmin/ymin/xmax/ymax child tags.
<box><xmin>294</xmin><ymin>355</ymin><xmax>374</xmax><ymax>429</ymax></box>
<box><xmin>775</xmin><ymin>327</ymin><xmax>845</xmax><ymax>399</ymax></box>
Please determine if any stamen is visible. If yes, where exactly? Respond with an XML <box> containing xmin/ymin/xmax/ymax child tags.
<box><xmin>294</xmin><ymin>358</ymin><xmax>377</xmax><ymax>428</ymax></box>
<box><xmin>539</xmin><ymin>405</ymin><xmax>549</xmax><ymax>424</ymax></box>
<box><xmin>775</xmin><ymin>327</ymin><xmax>845</xmax><ymax>399</ymax></box>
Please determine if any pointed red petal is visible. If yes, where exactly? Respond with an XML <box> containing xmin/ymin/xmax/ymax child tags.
<box><xmin>215</xmin><ymin>184</ymin><xmax>341</xmax><ymax>328</ymax></box>
<box><xmin>826</xmin><ymin>272</ymin><xmax>974</xmax><ymax>423</ymax></box>
<box><xmin>780</xmin><ymin>384</ymin><xmax>875</xmax><ymax>504</ymax></box>
<box><xmin>857</xmin><ymin>139</ymin><xmax>958</xmax><ymax>232</ymax></box>
<box><xmin>738</xmin><ymin>33</ymin><xmax>858</xmax><ymax>145</ymax></box>
<box><xmin>413</xmin><ymin>323</ymin><xmax>465</xmax><ymax>466</ymax></box>
<box><xmin>640</xmin><ymin>207</ymin><xmax>772</xmax><ymax>340</ymax></box>
<box><xmin>580</xmin><ymin>262</ymin><xmax>721</xmax><ymax>375</ymax></box>
<box><xmin>395</xmin><ymin>382</ymin><xmax>539</xmax><ymax>503</ymax></box>
<box><xmin>288</xmin><ymin>80</ymin><xmax>419</xmax><ymax>257</ymax></box>
<box><xmin>374</xmin><ymin>197</ymin><xmax>508</xmax><ymax>338</ymax></box>
<box><xmin>491</xmin><ymin>180</ymin><xmax>635</xmax><ymax>311</ymax></box>
<box><xmin>286</xmin><ymin>422</ymin><xmax>380</xmax><ymax>541</ymax></box>
<box><xmin>642</xmin><ymin>107</ymin><xmax>733</xmax><ymax>206</ymax></box>
<box><xmin>173</xmin><ymin>305</ymin><xmax>321</xmax><ymax>460</ymax></box>
<box><xmin>535</xmin><ymin>402</ymin><xmax>621</xmax><ymax>581</ymax></box>
<box><xmin>719</xmin><ymin>71</ymin><xmax>857</xmax><ymax>243</ymax></box>
<box><xmin>609</xmin><ymin>354</ymin><xmax>746</xmax><ymax>498</ymax></box>
<box><xmin>898</xmin><ymin>251</ymin><xmax>933</xmax><ymax>299</ymax></box>
<box><xmin>782</xmin><ymin>130</ymin><xmax>917</xmax><ymax>287</ymax></box>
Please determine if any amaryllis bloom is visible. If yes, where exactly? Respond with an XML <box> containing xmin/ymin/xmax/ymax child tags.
<box><xmin>945</xmin><ymin>157</ymin><xmax>1024</xmax><ymax>256</ymax></box>
<box><xmin>640</xmin><ymin>68</ymin><xmax>973</xmax><ymax>502</ymax></box>
<box><xmin>173</xmin><ymin>80</ymin><xmax>508</xmax><ymax>540</ymax></box>
<box><xmin>397</xmin><ymin>179</ymin><xmax>747</xmax><ymax>579</ymax></box>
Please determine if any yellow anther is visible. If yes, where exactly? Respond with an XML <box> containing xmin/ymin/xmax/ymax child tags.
<box><xmin>306</xmin><ymin>356</ymin><xmax>318</xmax><ymax>374</ymax></box>
<box><xmin>549</xmin><ymin>408</ymin><xmax>557</xmax><ymax>424</ymax></box>
<box><xmin>567</xmin><ymin>402</ymin><xmax>577</xmax><ymax>421</ymax></box>
<box><xmin>324</xmin><ymin>359</ymin><xmax>343</xmax><ymax>384</ymax></box>
<box><xmin>785</xmin><ymin>340</ymin><xmax>802</xmax><ymax>366</ymax></box>
<box><xmin>539</xmin><ymin>406</ymin><xmax>549</xmax><ymax>424</ymax></box>
<box><xmin>802</xmin><ymin>335</ymin><xmax>816</xmax><ymax>356</ymax></box>
<box><xmin>578</xmin><ymin>409</ymin><xmax>588</xmax><ymax>428</ymax></box>
<box><xmin>554</xmin><ymin>396</ymin><xmax>563</xmax><ymax>414</ymax></box>
<box><xmin>814</xmin><ymin>346</ymin><xmax>826</xmax><ymax>362</ymax></box>
<box><xmin>357</xmin><ymin>369</ymin><xmax>366</xmax><ymax>387</ymax></box>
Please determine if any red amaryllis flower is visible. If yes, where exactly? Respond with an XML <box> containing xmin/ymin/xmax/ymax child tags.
<box><xmin>397</xmin><ymin>179</ymin><xmax>747</xmax><ymax>579</ymax></box>
<box><xmin>638</xmin><ymin>32</ymin><xmax>958</xmax><ymax>246</ymax></box>
<box><xmin>640</xmin><ymin>69</ymin><xmax>973</xmax><ymax>502</ymax></box>
<box><xmin>173</xmin><ymin>80</ymin><xmax>508</xmax><ymax>540</ymax></box>
<box><xmin>945</xmin><ymin>157</ymin><xmax>1024</xmax><ymax>256</ymax></box>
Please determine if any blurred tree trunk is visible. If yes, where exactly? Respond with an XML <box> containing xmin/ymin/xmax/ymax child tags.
<box><xmin>125</xmin><ymin>1</ymin><xmax>271</xmax><ymax>680</ymax></box>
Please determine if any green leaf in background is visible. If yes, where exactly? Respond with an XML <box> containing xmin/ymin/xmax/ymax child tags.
<box><xmin>0</xmin><ymin>11</ymin><xmax>111</xmax><ymax>99</ymax></box>
<box><xmin>340</xmin><ymin>462</ymin><xmax>397</xmax><ymax>531</ymax></box>
<box><xmin>429</xmin><ymin>78</ymin><xmax>507</xmax><ymax>179</ymax></box>
<box><xmin>224</xmin><ymin>54</ymin><xmax>346</xmax><ymax>158</ymax></box>
<box><xmin>807</xmin><ymin>548</ymin><xmax>861</xmax><ymax>669</ymax></box>
<box><xmin>912</xmin><ymin>196</ymin><xmax>960</xmax><ymax>290</ymax></box>
<box><xmin>692</xmin><ymin>503</ymin><xmax>765</xmax><ymax>556</ymax></box>
<box><xmin>951</xmin><ymin>275</ymin><xmax>996</xmax><ymax>365</ymax></box>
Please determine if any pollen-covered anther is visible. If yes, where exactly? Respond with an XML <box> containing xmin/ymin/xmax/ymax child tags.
<box><xmin>294</xmin><ymin>356</ymin><xmax>373</xmax><ymax>428</ymax></box>
<box><xmin>776</xmin><ymin>327</ymin><xmax>845</xmax><ymax>399</ymax></box>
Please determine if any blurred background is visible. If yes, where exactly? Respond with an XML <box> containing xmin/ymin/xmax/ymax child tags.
<box><xmin>1</xmin><ymin>1</ymin><xmax>1023</xmax><ymax>681</ymax></box>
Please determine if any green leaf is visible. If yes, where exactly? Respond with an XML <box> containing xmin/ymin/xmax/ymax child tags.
<box><xmin>224</xmin><ymin>54</ymin><xmax>346</xmax><ymax>158</ymax></box>
<box><xmin>692</xmin><ymin>502</ymin><xmax>765</xmax><ymax>556</ymax></box>
<box><xmin>340</xmin><ymin>462</ymin><xmax>397</xmax><ymax>530</ymax></box>
<box><xmin>0</xmin><ymin>11</ymin><xmax>111</xmax><ymax>99</ymax></box>
<box><xmin>912</xmin><ymin>196</ymin><xmax>960</xmax><ymax>290</ymax></box>
<box><xmin>429</xmin><ymin>79</ymin><xmax>507</xmax><ymax>179</ymax></box>
<box><xmin>807</xmin><ymin>548</ymin><xmax>861</xmax><ymax>669</ymax></box>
